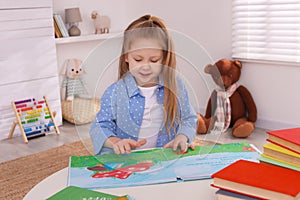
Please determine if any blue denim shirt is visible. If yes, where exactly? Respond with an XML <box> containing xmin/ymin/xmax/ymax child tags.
<box><xmin>90</xmin><ymin>73</ymin><xmax>197</xmax><ymax>155</ymax></box>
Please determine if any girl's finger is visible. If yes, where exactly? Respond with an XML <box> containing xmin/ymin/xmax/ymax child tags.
<box><xmin>137</xmin><ymin>139</ymin><xmax>147</xmax><ymax>147</ymax></box>
<box><xmin>124</xmin><ymin>143</ymin><xmax>131</xmax><ymax>154</ymax></box>
<box><xmin>113</xmin><ymin>145</ymin><xmax>121</xmax><ymax>154</ymax></box>
<box><xmin>178</xmin><ymin>141</ymin><xmax>187</xmax><ymax>152</ymax></box>
<box><xmin>127</xmin><ymin>140</ymin><xmax>139</xmax><ymax>148</ymax></box>
<box><xmin>188</xmin><ymin>143</ymin><xmax>195</xmax><ymax>151</ymax></box>
<box><xmin>119</xmin><ymin>144</ymin><xmax>126</xmax><ymax>154</ymax></box>
<box><xmin>173</xmin><ymin>139</ymin><xmax>180</xmax><ymax>151</ymax></box>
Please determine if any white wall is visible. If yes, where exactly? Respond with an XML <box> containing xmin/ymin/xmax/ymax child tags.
<box><xmin>53</xmin><ymin>0</ymin><xmax>300</xmax><ymax>130</ymax></box>
<box><xmin>241</xmin><ymin>62</ymin><xmax>300</xmax><ymax>130</ymax></box>
<box><xmin>130</xmin><ymin>0</ymin><xmax>232</xmax><ymax>61</ymax></box>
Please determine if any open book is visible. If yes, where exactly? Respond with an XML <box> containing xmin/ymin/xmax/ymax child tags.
<box><xmin>68</xmin><ymin>142</ymin><xmax>260</xmax><ymax>189</ymax></box>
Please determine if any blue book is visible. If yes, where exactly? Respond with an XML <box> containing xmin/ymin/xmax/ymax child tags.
<box><xmin>216</xmin><ymin>189</ymin><xmax>259</xmax><ymax>199</ymax></box>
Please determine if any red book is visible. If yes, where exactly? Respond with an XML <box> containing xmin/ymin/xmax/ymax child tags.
<box><xmin>267</xmin><ymin>127</ymin><xmax>300</xmax><ymax>154</ymax></box>
<box><xmin>211</xmin><ymin>160</ymin><xmax>300</xmax><ymax>200</ymax></box>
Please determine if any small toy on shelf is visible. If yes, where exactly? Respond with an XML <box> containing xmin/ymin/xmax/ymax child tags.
<box><xmin>91</xmin><ymin>10</ymin><xmax>111</xmax><ymax>34</ymax></box>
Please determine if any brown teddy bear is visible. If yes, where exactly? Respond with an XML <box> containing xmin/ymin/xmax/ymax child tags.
<box><xmin>197</xmin><ymin>59</ymin><xmax>257</xmax><ymax>138</ymax></box>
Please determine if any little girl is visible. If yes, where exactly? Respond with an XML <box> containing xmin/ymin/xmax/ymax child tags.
<box><xmin>90</xmin><ymin>15</ymin><xmax>197</xmax><ymax>155</ymax></box>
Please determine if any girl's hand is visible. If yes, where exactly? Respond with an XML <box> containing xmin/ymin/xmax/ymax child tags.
<box><xmin>163</xmin><ymin>134</ymin><xmax>195</xmax><ymax>153</ymax></box>
<box><xmin>106</xmin><ymin>137</ymin><xmax>147</xmax><ymax>154</ymax></box>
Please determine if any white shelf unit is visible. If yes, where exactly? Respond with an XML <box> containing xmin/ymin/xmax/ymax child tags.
<box><xmin>0</xmin><ymin>0</ymin><xmax>62</xmax><ymax>140</ymax></box>
<box><xmin>55</xmin><ymin>32</ymin><xmax>121</xmax><ymax>44</ymax></box>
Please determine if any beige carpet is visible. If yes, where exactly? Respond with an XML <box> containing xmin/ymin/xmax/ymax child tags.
<box><xmin>0</xmin><ymin>141</ymin><xmax>91</xmax><ymax>199</ymax></box>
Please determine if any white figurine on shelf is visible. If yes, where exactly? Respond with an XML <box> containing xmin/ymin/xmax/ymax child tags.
<box><xmin>61</xmin><ymin>58</ymin><xmax>90</xmax><ymax>101</ymax></box>
<box><xmin>91</xmin><ymin>10</ymin><xmax>111</xmax><ymax>34</ymax></box>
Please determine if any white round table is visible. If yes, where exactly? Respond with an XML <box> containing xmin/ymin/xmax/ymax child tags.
<box><xmin>24</xmin><ymin>131</ymin><xmax>268</xmax><ymax>199</ymax></box>
<box><xmin>24</xmin><ymin>167</ymin><xmax>218</xmax><ymax>199</ymax></box>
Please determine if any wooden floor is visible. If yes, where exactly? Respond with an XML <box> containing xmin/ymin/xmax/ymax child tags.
<box><xmin>0</xmin><ymin>121</ymin><xmax>90</xmax><ymax>163</ymax></box>
<box><xmin>0</xmin><ymin>122</ymin><xmax>269</xmax><ymax>163</ymax></box>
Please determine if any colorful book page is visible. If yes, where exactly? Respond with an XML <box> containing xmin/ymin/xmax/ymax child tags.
<box><xmin>68</xmin><ymin>142</ymin><xmax>260</xmax><ymax>189</ymax></box>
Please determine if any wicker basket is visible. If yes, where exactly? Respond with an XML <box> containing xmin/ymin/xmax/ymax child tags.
<box><xmin>61</xmin><ymin>98</ymin><xmax>100</xmax><ymax>125</ymax></box>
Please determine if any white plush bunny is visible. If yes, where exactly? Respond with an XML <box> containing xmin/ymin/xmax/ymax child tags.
<box><xmin>61</xmin><ymin>59</ymin><xmax>89</xmax><ymax>101</ymax></box>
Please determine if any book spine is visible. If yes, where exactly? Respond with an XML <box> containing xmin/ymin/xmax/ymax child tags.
<box><xmin>53</xmin><ymin>17</ymin><xmax>62</xmax><ymax>38</ymax></box>
<box><xmin>53</xmin><ymin>14</ymin><xmax>69</xmax><ymax>37</ymax></box>
<box><xmin>212</xmin><ymin>185</ymin><xmax>269</xmax><ymax>200</ymax></box>
<box><xmin>267</xmin><ymin>138</ymin><xmax>300</xmax><ymax>154</ymax></box>
<box><xmin>261</xmin><ymin>154</ymin><xmax>300</xmax><ymax>169</ymax></box>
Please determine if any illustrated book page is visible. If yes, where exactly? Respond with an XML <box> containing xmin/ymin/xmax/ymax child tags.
<box><xmin>68</xmin><ymin>142</ymin><xmax>260</xmax><ymax>189</ymax></box>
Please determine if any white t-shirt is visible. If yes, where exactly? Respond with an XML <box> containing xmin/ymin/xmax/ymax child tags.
<box><xmin>136</xmin><ymin>85</ymin><xmax>164</xmax><ymax>149</ymax></box>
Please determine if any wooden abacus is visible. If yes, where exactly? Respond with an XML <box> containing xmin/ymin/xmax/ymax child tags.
<box><xmin>8</xmin><ymin>96</ymin><xmax>60</xmax><ymax>143</ymax></box>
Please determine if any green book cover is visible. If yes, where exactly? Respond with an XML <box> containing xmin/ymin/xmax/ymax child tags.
<box><xmin>259</xmin><ymin>154</ymin><xmax>300</xmax><ymax>171</ymax></box>
<box><xmin>47</xmin><ymin>186</ymin><xmax>130</xmax><ymax>200</ymax></box>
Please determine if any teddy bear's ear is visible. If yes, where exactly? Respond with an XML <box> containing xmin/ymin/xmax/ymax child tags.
<box><xmin>233</xmin><ymin>60</ymin><xmax>242</xmax><ymax>69</ymax></box>
<box><xmin>204</xmin><ymin>64</ymin><xmax>215</xmax><ymax>74</ymax></box>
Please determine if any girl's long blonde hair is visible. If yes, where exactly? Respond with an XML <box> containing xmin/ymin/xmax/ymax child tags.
<box><xmin>118</xmin><ymin>14</ymin><xmax>179</xmax><ymax>134</ymax></box>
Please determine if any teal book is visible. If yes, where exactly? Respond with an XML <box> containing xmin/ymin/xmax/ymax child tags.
<box><xmin>68</xmin><ymin>142</ymin><xmax>260</xmax><ymax>189</ymax></box>
<box><xmin>47</xmin><ymin>186</ymin><xmax>131</xmax><ymax>200</ymax></box>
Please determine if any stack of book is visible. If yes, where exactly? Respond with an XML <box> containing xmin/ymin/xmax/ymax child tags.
<box><xmin>211</xmin><ymin>159</ymin><xmax>300</xmax><ymax>200</ymax></box>
<box><xmin>53</xmin><ymin>14</ymin><xmax>69</xmax><ymax>38</ymax></box>
<box><xmin>260</xmin><ymin>127</ymin><xmax>300</xmax><ymax>171</ymax></box>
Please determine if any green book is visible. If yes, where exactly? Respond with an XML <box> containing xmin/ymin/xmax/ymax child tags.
<box><xmin>47</xmin><ymin>186</ymin><xmax>130</xmax><ymax>200</ymax></box>
<box><xmin>259</xmin><ymin>154</ymin><xmax>300</xmax><ymax>171</ymax></box>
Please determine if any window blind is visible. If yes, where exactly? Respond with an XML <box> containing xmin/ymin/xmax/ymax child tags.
<box><xmin>232</xmin><ymin>0</ymin><xmax>300</xmax><ymax>63</ymax></box>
